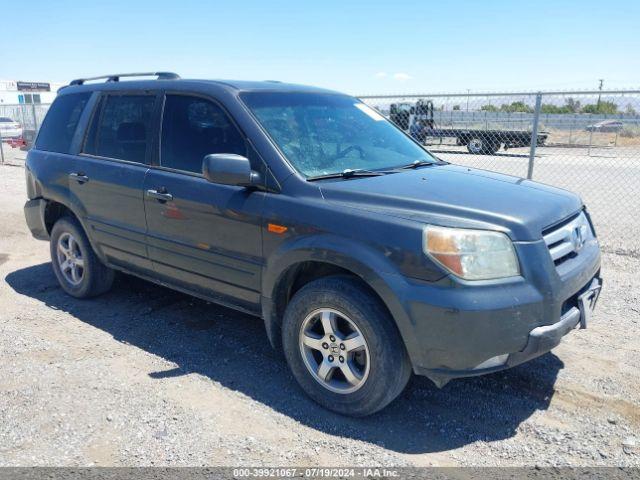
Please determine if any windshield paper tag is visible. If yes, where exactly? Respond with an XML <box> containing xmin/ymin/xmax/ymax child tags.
<box><xmin>354</xmin><ymin>103</ymin><xmax>385</xmax><ymax>121</ymax></box>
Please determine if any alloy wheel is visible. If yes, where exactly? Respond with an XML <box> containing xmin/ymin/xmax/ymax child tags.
<box><xmin>298</xmin><ymin>308</ymin><xmax>370</xmax><ymax>394</ymax></box>
<box><xmin>56</xmin><ymin>232</ymin><xmax>85</xmax><ymax>286</ymax></box>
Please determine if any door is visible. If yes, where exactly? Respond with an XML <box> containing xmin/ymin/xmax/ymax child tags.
<box><xmin>71</xmin><ymin>92</ymin><xmax>159</xmax><ymax>274</ymax></box>
<box><xmin>143</xmin><ymin>94</ymin><xmax>264</xmax><ymax>311</ymax></box>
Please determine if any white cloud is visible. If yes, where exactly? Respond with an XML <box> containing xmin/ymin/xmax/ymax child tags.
<box><xmin>393</xmin><ymin>72</ymin><xmax>412</xmax><ymax>81</ymax></box>
<box><xmin>374</xmin><ymin>71</ymin><xmax>388</xmax><ymax>78</ymax></box>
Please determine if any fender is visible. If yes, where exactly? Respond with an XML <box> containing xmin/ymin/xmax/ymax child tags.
<box><xmin>27</xmin><ymin>152</ymin><xmax>91</xmax><ymax>232</ymax></box>
<box><xmin>261</xmin><ymin>233</ymin><xmax>422</xmax><ymax>364</ymax></box>
<box><xmin>38</xmin><ymin>187</ymin><xmax>108</xmax><ymax>265</ymax></box>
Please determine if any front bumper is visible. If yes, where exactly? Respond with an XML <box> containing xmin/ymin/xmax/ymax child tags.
<box><xmin>508</xmin><ymin>277</ymin><xmax>601</xmax><ymax>364</ymax></box>
<box><xmin>422</xmin><ymin>277</ymin><xmax>601</xmax><ymax>383</ymax></box>
<box><xmin>388</xmin><ymin>237</ymin><xmax>602</xmax><ymax>386</ymax></box>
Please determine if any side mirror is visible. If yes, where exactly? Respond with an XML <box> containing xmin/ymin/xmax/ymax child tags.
<box><xmin>202</xmin><ymin>154</ymin><xmax>262</xmax><ymax>188</ymax></box>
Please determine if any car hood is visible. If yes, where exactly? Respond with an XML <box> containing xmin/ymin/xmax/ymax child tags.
<box><xmin>318</xmin><ymin>164</ymin><xmax>582</xmax><ymax>241</ymax></box>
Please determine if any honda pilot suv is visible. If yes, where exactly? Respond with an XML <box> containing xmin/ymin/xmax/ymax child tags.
<box><xmin>24</xmin><ymin>72</ymin><xmax>602</xmax><ymax>416</ymax></box>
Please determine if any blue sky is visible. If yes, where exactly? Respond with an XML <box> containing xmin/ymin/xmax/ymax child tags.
<box><xmin>2</xmin><ymin>0</ymin><xmax>638</xmax><ymax>94</ymax></box>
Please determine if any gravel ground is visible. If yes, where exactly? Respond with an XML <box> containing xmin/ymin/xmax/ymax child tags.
<box><xmin>0</xmin><ymin>153</ymin><xmax>639</xmax><ymax>467</ymax></box>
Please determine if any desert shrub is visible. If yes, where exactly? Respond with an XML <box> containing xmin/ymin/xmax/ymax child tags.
<box><xmin>620</xmin><ymin>125</ymin><xmax>640</xmax><ymax>138</ymax></box>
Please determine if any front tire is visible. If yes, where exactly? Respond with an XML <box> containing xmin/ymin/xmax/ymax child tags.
<box><xmin>50</xmin><ymin>216</ymin><xmax>114</xmax><ymax>298</ymax></box>
<box><xmin>467</xmin><ymin>136</ymin><xmax>500</xmax><ymax>154</ymax></box>
<box><xmin>282</xmin><ymin>276</ymin><xmax>411</xmax><ymax>416</ymax></box>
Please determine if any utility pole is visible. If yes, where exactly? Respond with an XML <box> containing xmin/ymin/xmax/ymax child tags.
<box><xmin>596</xmin><ymin>79</ymin><xmax>604</xmax><ymax>111</ymax></box>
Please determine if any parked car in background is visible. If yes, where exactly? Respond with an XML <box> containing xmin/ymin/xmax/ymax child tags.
<box><xmin>0</xmin><ymin>117</ymin><xmax>23</xmax><ymax>139</ymax></box>
<box><xmin>585</xmin><ymin>120</ymin><xmax>624</xmax><ymax>132</ymax></box>
<box><xmin>24</xmin><ymin>72</ymin><xmax>602</xmax><ymax>417</ymax></box>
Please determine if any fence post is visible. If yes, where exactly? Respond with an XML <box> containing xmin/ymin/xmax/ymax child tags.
<box><xmin>588</xmin><ymin>120</ymin><xmax>594</xmax><ymax>156</ymax></box>
<box><xmin>0</xmin><ymin>128</ymin><xmax>4</xmax><ymax>165</ymax></box>
<box><xmin>569</xmin><ymin>115</ymin><xmax>574</xmax><ymax>145</ymax></box>
<box><xmin>527</xmin><ymin>93</ymin><xmax>543</xmax><ymax>180</ymax></box>
<box><xmin>31</xmin><ymin>103</ymin><xmax>38</xmax><ymax>136</ymax></box>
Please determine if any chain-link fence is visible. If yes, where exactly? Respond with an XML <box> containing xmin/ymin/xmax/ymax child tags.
<box><xmin>360</xmin><ymin>90</ymin><xmax>640</xmax><ymax>250</ymax></box>
<box><xmin>0</xmin><ymin>103</ymin><xmax>50</xmax><ymax>165</ymax></box>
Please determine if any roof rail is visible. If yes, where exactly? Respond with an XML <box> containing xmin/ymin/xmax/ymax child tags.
<box><xmin>69</xmin><ymin>72</ymin><xmax>180</xmax><ymax>86</ymax></box>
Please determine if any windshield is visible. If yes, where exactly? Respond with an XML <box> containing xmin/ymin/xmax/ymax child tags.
<box><xmin>241</xmin><ymin>92</ymin><xmax>437</xmax><ymax>178</ymax></box>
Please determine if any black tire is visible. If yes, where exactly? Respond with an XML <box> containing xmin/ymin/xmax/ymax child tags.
<box><xmin>467</xmin><ymin>137</ymin><xmax>500</xmax><ymax>155</ymax></box>
<box><xmin>466</xmin><ymin>137</ymin><xmax>484</xmax><ymax>154</ymax></box>
<box><xmin>50</xmin><ymin>216</ymin><xmax>114</xmax><ymax>298</ymax></box>
<box><xmin>485</xmin><ymin>139</ymin><xmax>501</xmax><ymax>154</ymax></box>
<box><xmin>282</xmin><ymin>276</ymin><xmax>412</xmax><ymax>417</ymax></box>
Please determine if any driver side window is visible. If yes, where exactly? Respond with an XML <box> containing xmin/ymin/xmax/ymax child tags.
<box><xmin>160</xmin><ymin>95</ymin><xmax>247</xmax><ymax>174</ymax></box>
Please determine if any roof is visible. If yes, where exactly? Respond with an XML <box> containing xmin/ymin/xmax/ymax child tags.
<box><xmin>204</xmin><ymin>79</ymin><xmax>339</xmax><ymax>94</ymax></box>
<box><xmin>60</xmin><ymin>74</ymin><xmax>342</xmax><ymax>96</ymax></box>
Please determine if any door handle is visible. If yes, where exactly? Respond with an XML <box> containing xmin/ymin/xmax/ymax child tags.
<box><xmin>146</xmin><ymin>189</ymin><xmax>173</xmax><ymax>202</ymax></box>
<box><xmin>69</xmin><ymin>172</ymin><xmax>89</xmax><ymax>184</ymax></box>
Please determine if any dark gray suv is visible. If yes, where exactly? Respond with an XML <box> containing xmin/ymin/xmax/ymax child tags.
<box><xmin>24</xmin><ymin>72</ymin><xmax>602</xmax><ymax>416</ymax></box>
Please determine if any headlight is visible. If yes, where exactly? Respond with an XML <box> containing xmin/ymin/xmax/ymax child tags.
<box><xmin>423</xmin><ymin>225</ymin><xmax>519</xmax><ymax>280</ymax></box>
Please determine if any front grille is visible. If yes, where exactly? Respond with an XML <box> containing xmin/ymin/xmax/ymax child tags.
<box><xmin>543</xmin><ymin>212</ymin><xmax>593</xmax><ymax>266</ymax></box>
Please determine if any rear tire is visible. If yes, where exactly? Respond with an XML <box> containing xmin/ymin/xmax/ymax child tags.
<box><xmin>486</xmin><ymin>139</ymin><xmax>500</xmax><ymax>154</ymax></box>
<box><xmin>282</xmin><ymin>276</ymin><xmax>411</xmax><ymax>417</ymax></box>
<box><xmin>50</xmin><ymin>216</ymin><xmax>114</xmax><ymax>298</ymax></box>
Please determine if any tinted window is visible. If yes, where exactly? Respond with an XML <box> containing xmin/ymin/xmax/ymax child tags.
<box><xmin>84</xmin><ymin>94</ymin><xmax>156</xmax><ymax>163</ymax></box>
<box><xmin>160</xmin><ymin>95</ymin><xmax>246</xmax><ymax>173</ymax></box>
<box><xmin>82</xmin><ymin>97</ymin><xmax>104</xmax><ymax>154</ymax></box>
<box><xmin>35</xmin><ymin>93</ymin><xmax>90</xmax><ymax>153</ymax></box>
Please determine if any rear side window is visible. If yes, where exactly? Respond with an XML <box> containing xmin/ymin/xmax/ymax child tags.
<box><xmin>84</xmin><ymin>94</ymin><xmax>156</xmax><ymax>163</ymax></box>
<box><xmin>35</xmin><ymin>93</ymin><xmax>91</xmax><ymax>153</ymax></box>
<box><xmin>160</xmin><ymin>95</ymin><xmax>246</xmax><ymax>173</ymax></box>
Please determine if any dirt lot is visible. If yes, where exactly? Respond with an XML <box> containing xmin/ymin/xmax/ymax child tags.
<box><xmin>0</xmin><ymin>151</ymin><xmax>639</xmax><ymax>467</ymax></box>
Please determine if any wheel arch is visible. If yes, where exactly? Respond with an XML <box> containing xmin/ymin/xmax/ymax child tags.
<box><xmin>261</xmin><ymin>235</ymin><xmax>412</xmax><ymax>354</ymax></box>
<box><xmin>43</xmin><ymin>200</ymin><xmax>76</xmax><ymax>234</ymax></box>
<box><xmin>41</xmin><ymin>198</ymin><xmax>106</xmax><ymax>264</ymax></box>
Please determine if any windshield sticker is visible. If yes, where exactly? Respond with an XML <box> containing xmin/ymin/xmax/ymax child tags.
<box><xmin>354</xmin><ymin>103</ymin><xmax>385</xmax><ymax>121</ymax></box>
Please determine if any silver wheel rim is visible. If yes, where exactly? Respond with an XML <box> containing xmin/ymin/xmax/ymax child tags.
<box><xmin>298</xmin><ymin>308</ymin><xmax>370</xmax><ymax>394</ymax></box>
<box><xmin>468</xmin><ymin>138</ymin><xmax>483</xmax><ymax>153</ymax></box>
<box><xmin>56</xmin><ymin>232</ymin><xmax>85</xmax><ymax>286</ymax></box>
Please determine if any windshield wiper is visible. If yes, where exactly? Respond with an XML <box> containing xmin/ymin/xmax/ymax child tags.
<box><xmin>397</xmin><ymin>159</ymin><xmax>438</xmax><ymax>169</ymax></box>
<box><xmin>307</xmin><ymin>169</ymin><xmax>388</xmax><ymax>181</ymax></box>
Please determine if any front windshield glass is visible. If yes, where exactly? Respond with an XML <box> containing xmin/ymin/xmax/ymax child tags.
<box><xmin>241</xmin><ymin>92</ymin><xmax>437</xmax><ymax>178</ymax></box>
